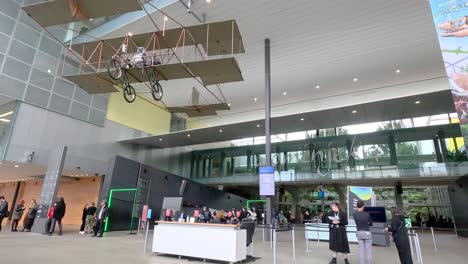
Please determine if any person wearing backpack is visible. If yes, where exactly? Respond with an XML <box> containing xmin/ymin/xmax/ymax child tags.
<box><xmin>0</xmin><ymin>196</ymin><xmax>9</xmax><ymax>231</ymax></box>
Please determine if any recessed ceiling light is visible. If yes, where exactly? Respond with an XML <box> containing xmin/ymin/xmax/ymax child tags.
<box><xmin>47</xmin><ymin>69</ymin><xmax>52</xmax><ymax>73</ymax></box>
<box><xmin>300</xmin><ymin>118</ymin><xmax>304</xmax><ymax>121</ymax></box>
<box><xmin>206</xmin><ymin>0</ymin><xmax>211</xmax><ymax>3</ymax></box>
<box><xmin>128</xmin><ymin>32</ymin><xmax>133</xmax><ymax>36</ymax></box>
<box><xmin>254</xmin><ymin>97</ymin><xmax>258</xmax><ymax>102</ymax></box>
<box><xmin>89</xmin><ymin>18</ymin><xmax>93</xmax><ymax>21</ymax></box>
<box><xmin>0</xmin><ymin>111</ymin><xmax>13</xmax><ymax>118</ymax></box>
<box><xmin>352</xmin><ymin>110</ymin><xmax>357</xmax><ymax>114</ymax></box>
<box><xmin>283</xmin><ymin>91</ymin><xmax>287</xmax><ymax>96</ymax></box>
<box><xmin>353</xmin><ymin>78</ymin><xmax>358</xmax><ymax>82</ymax></box>
<box><xmin>415</xmin><ymin>101</ymin><xmax>421</xmax><ymax>104</ymax></box>
<box><xmin>219</xmin><ymin>129</ymin><xmax>223</xmax><ymax>132</ymax></box>
<box><xmin>14</xmin><ymin>165</ymin><xmax>19</xmax><ymax>168</ymax></box>
<box><xmin>164</xmin><ymin>16</ymin><xmax>168</xmax><ymax>21</ymax></box>
<box><xmin>187</xmin><ymin>134</ymin><xmax>191</xmax><ymax>137</ymax></box>
<box><xmin>315</xmin><ymin>85</ymin><xmax>320</xmax><ymax>89</ymax></box>
<box><xmin>159</xmin><ymin>138</ymin><xmax>163</xmax><ymax>141</ymax></box>
<box><xmin>227</xmin><ymin>103</ymin><xmax>231</xmax><ymax>107</ymax></box>
<box><xmin>256</xmin><ymin>124</ymin><xmax>261</xmax><ymax>127</ymax></box>
<box><xmin>0</xmin><ymin>119</ymin><xmax>11</xmax><ymax>123</ymax></box>
<box><xmin>395</xmin><ymin>69</ymin><xmax>401</xmax><ymax>73</ymax></box>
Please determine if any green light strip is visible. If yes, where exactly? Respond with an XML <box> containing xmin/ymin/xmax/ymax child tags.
<box><xmin>246</xmin><ymin>199</ymin><xmax>266</xmax><ymax>209</ymax></box>
<box><xmin>104</xmin><ymin>188</ymin><xmax>138</xmax><ymax>232</ymax></box>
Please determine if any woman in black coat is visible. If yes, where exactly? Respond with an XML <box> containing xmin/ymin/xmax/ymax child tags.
<box><xmin>386</xmin><ymin>208</ymin><xmax>413</xmax><ymax>264</ymax></box>
<box><xmin>49</xmin><ymin>197</ymin><xmax>66</xmax><ymax>236</ymax></box>
<box><xmin>326</xmin><ymin>202</ymin><xmax>350</xmax><ymax>264</ymax></box>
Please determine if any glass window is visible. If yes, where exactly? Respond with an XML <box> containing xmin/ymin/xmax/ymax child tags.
<box><xmin>287</xmin><ymin>131</ymin><xmax>307</xmax><ymax>141</ymax></box>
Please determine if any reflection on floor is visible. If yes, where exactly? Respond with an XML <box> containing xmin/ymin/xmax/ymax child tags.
<box><xmin>0</xmin><ymin>225</ymin><xmax>467</xmax><ymax>263</ymax></box>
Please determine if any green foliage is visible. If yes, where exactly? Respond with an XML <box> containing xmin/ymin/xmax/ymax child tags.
<box><xmin>446</xmin><ymin>149</ymin><xmax>468</xmax><ymax>162</ymax></box>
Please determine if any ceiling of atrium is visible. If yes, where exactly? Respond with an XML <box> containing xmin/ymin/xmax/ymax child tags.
<box><xmin>100</xmin><ymin>0</ymin><xmax>449</xmax><ymax>127</ymax></box>
<box><xmin>123</xmin><ymin>90</ymin><xmax>456</xmax><ymax>149</ymax></box>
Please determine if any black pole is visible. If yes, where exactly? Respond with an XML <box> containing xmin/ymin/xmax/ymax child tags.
<box><xmin>264</xmin><ymin>38</ymin><xmax>272</xmax><ymax>241</ymax></box>
<box><xmin>8</xmin><ymin>181</ymin><xmax>22</xmax><ymax>221</ymax></box>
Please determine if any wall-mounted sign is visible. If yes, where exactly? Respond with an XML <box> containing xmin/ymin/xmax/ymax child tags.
<box><xmin>259</xmin><ymin>166</ymin><xmax>275</xmax><ymax>196</ymax></box>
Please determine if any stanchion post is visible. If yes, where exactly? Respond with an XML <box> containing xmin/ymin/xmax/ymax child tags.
<box><xmin>416</xmin><ymin>232</ymin><xmax>424</xmax><ymax>264</ymax></box>
<box><xmin>431</xmin><ymin>227</ymin><xmax>437</xmax><ymax>251</ymax></box>
<box><xmin>273</xmin><ymin>229</ymin><xmax>277</xmax><ymax>264</ymax></box>
<box><xmin>409</xmin><ymin>230</ymin><xmax>415</xmax><ymax>257</ymax></box>
<box><xmin>137</xmin><ymin>217</ymin><xmax>142</xmax><ymax>235</ymax></box>
<box><xmin>270</xmin><ymin>225</ymin><xmax>273</xmax><ymax>249</ymax></box>
<box><xmin>143</xmin><ymin>220</ymin><xmax>150</xmax><ymax>253</ymax></box>
<box><xmin>317</xmin><ymin>225</ymin><xmax>320</xmax><ymax>245</ymax></box>
<box><xmin>292</xmin><ymin>225</ymin><xmax>296</xmax><ymax>260</ymax></box>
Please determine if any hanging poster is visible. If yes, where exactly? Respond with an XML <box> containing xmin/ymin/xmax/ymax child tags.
<box><xmin>430</xmin><ymin>0</ymin><xmax>468</xmax><ymax>144</ymax></box>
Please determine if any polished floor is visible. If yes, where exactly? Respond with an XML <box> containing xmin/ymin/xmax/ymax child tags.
<box><xmin>0</xmin><ymin>224</ymin><xmax>467</xmax><ymax>263</ymax></box>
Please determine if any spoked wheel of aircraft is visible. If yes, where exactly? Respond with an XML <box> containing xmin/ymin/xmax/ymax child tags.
<box><xmin>123</xmin><ymin>85</ymin><xmax>136</xmax><ymax>103</ymax></box>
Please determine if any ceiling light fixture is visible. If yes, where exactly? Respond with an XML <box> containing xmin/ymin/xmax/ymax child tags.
<box><xmin>415</xmin><ymin>100</ymin><xmax>421</xmax><ymax>104</ymax></box>
<box><xmin>395</xmin><ymin>69</ymin><xmax>401</xmax><ymax>73</ymax></box>
<box><xmin>300</xmin><ymin>118</ymin><xmax>304</xmax><ymax>121</ymax></box>
<box><xmin>219</xmin><ymin>129</ymin><xmax>223</xmax><ymax>132</ymax></box>
<box><xmin>352</xmin><ymin>110</ymin><xmax>357</xmax><ymax>114</ymax></box>
<box><xmin>14</xmin><ymin>165</ymin><xmax>19</xmax><ymax>168</ymax></box>
<box><xmin>89</xmin><ymin>18</ymin><xmax>93</xmax><ymax>21</ymax></box>
<box><xmin>159</xmin><ymin>138</ymin><xmax>163</xmax><ymax>141</ymax></box>
<box><xmin>128</xmin><ymin>32</ymin><xmax>133</xmax><ymax>36</ymax></box>
<box><xmin>256</xmin><ymin>124</ymin><xmax>261</xmax><ymax>127</ymax></box>
<box><xmin>47</xmin><ymin>69</ymin><xmax>52</xmax><ymax>73</ymax></box>
<box><xmin>0</xmin><ymin>118</ymin><xmax>10</xmax><ymax>123</ymax></box>
<box><xmin>254</xmin><ymin>97</ymin><xmax>258</xmax><ymax>102</ymax></box>
<box><xmin>206</xmin><ymin>0</ymin><xmax>211</xmax><ymax>3</ymax></box>
<box><xmin>353</xmin><ymin>78</ymin><xmax>358</xmax><ymax>82</ymax></box>
<box><xmin>164</xmin><ymin>16</ymin><xmax>168</xmax><ymax>21</ymax></box>
<box><xmin>283</xmin><ymin>91</ymin><xmax>287</xmax><ymax>96</ymax></box>
<box><xmin>187</xmin><ymin>134</ymin><xmax>191</xmax><ymax>137</ymax></box>
<box><xmin>315</xmin><ymin>85</ymin><xmax>320</xmax><ymax>89</ymax></box>
<box><xmin>0</xmin><ymin>111</ymin><xmax>13</xmax><ymax>118</ymax></box>
<box><xmin>227</xmin><ymin>103</ymin><xmax>231</xmax><ymax>107</ymax></box>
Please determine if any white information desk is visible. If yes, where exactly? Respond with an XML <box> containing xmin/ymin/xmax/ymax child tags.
<box><xmin>305</xmin><ymin>222</ymin><xmax>358</xmax><ymax>243</ymax></box>
<box><xmin>152</xmin><ymin>221</ymin><xmax>247</xmax><ymax>263</ymax></box>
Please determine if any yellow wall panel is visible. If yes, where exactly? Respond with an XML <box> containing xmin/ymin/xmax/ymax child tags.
<box><xmin>106</xmin><ymin>90</ymin><xmax>171</xmax><ymax>135</ymax></box>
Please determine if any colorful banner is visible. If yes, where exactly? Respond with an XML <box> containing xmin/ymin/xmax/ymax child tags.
<box><xmin>348</xmin><ymin>186</ymin><xmax>373</xmax><ymax>219</ymax></box>
<box><xmin>430</xmin><ymin>0</ymin><xmax>468</xmax><ymax>145</ymax></box>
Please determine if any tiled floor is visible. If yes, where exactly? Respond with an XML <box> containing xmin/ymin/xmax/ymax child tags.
<box><xmin>0</xmin><ymin>224</ymin><xmax>466</xmax><ymax>263</ymax></box>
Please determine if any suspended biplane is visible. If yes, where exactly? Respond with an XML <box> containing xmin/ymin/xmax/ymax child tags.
<box><xmin>22</xmin><ymin>0</ymin><xmax>244</xmax><ymax>115</ymax></box>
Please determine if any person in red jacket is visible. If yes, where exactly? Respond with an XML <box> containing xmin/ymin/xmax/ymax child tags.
<box><xmin>43</xmin><ymin>203</ymin><xmax>55</xmax><ymax>235</ymax></box>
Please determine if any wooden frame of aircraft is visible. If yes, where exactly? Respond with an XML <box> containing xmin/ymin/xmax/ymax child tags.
<box><xmin>21</xmin><ymin>0</ymin><xmax>245</xmax><ymax>116</ymax></box>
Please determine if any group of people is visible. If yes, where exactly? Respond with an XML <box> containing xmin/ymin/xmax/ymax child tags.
<box><xmin>0</xmin><ymin>196</ymin><xmax>38</xmax><ymax>232</ymax></box>
<box><xmin>78</xmin><ymin>200</ymin><xmax>108</xmax><ymax>237</ymax></box>
<box><xmin>415</xmin><ymin>212</ymin><xmax>454</xmax><ymax>229</ymax></box>
<box><xmin>326</xmin><ymin>201</ymin><xmax>413</xmax><ymax>264</ymax></box>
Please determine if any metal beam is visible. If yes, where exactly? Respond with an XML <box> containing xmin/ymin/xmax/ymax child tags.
<box><xmin>265</xmin><ymin>38</ymin><xmax>272</xmax><ymax>241</ymax></box>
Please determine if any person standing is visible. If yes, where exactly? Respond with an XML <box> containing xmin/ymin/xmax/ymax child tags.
<box><xmin>22</xmin><ymin>200</ymin><xmax>38</xmax><ymax>232</ymax></box>
<box><xmin>386</xmin><ymin>208</ymin><xmax>413</xmax><ymax>264</ymax></box>
<box><xmin>43</xmin><ymin>203</ymin><xmax>55</xmax><ymax>235</ymax></box>
<box><xmin>49</xmin><ymin>197</ymin><xmax>66</xmax><ymax>236</ymax></box>
<box><xmin>79</xmin><ymin>203</ymin><xmax>88</xmax><ymax>234</ymax></box>
<box><xmin>85</xmin><ymin>202</ymin><xmax>97</xmax><ymax>234</ymax></box>
<box><xmin>353</xmin><ymin>200</ymin><xmax>373</xmax><ymax>264</ymax></box>
<box><xmin>11</xmin><ymin>200</ymin><xmax>25</xmax><ymax>232</ymax></box>
<box><xmin>326</xmin><ymin>202</ymin><xmax>350</xmax><ymax>264</ymax></box>
<box><xmin>93</xmin><ymin>200</ymin><xmax>108</xmax><ymax>237</ymax></box>
<box><xmin>0</xmin><ymin>196</ymin><xmax>8</xmax><ymax>231</ymax></box>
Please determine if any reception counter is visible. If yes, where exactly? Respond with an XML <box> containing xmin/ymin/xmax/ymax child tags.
<box><xmin>152</xmin><ymin>221</ymin><xmax>247</xmax><ymax>263</ymax></box>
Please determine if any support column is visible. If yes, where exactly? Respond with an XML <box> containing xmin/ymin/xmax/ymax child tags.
<box><xmin>334</xmin><ymin>184</ymin><xmax>348</xmax><ymax>216</ymax></box>
<box><xmin>346</xmin><ymin>139</ymin><xmax>355</xmax><ymax>168</ymax></box>
<box><xmin>264</xmin><ymin>38</ymin><xmax>272</xmax><ymax>241</ymax></box>
<box><xmin>202</xmin><ymin>158</ymin><xmax>207</xmax><ymax>177</ymax></box>
<box><xmin>434</xmin><ymin>138</ymin><xmax>443</xmax><ymax>163</ymax></box>
<box><xmin>247</xmin><ymin>149</ymin><xmax>252</xmax><ymax>173</ymax></box>
<box><xmin>438</xmin><ymin>131</ymin><xmax>448</xmax><ymax>161</ymax></box>
<box><xmin>230</xmin><ymin>156</ymin><xmax>235</xmax><ymax>175</ymax></box>
<box><xmin>394</xmin><ymin>184</ymin><xmax>404</xmax><ymax>213</ymax></box>
<box><xmin>389</xmin><ymin>135</ymin><xmax>398</xmax><ymax>165</ymax></box>
<box><xmin>32</xmin><ymin>146</ymin><xmax>67</xmax><ymax>234</ymax></box>
<box><xmin>208</xmin><ymin>158</ymin><xmax>212</xmax><ymax>177</ymax></box>
<box><xmin>283</xmin><ymin>152</ymin><xmax>288</xmax><ymax>171</ymax></box>
<box><xmin>8</xmin><ymin>181</ymin><xmax>22</xmax><ymax>221</ymax></box>
<box><xmin>220</xmin><ymin>152</ymin><xmax>226</xmax><ymax>176</ymax></box>
<box><xmin>190</xmin><ymin>153</ymin><xmax>195</xmax><ymax>178</ymax></box>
